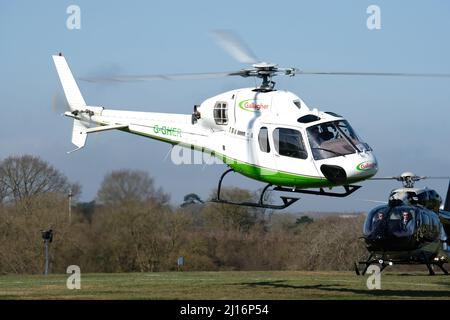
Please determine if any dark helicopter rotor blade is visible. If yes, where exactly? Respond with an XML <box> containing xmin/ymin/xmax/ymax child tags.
<box><xmin>370</xmin><ymin>176</ymin><xmax>450</xmax><ymax>181</ymax></box>
<box><xmin>369</xmin><ymin>175</ymin><xmax>450</xmax><ymax>190</ymax></box>
<box><xmin>356</xmin><ymin>198</ymin><xmax>388</xmax><ymax>204</ymax></box>
<box><xmin>419</xmin><ymin>176</ymin><xmax>450</xmax><ymax>180</ymax></box>
<box><xmin>296</xmin><ymin>70</ymin><xmax>450</xmax><ymax>78</ymax></box>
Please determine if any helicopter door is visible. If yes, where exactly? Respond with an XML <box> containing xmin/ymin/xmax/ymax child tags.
<box><xmin>272</xmin><ymin>127</ymin><xmax>320</xmax><ymax>186</ymax></box>
<box><xmin>250</xmin><ymin>126</ymin><xmax>277</xmax><ymax>180</ymax></box>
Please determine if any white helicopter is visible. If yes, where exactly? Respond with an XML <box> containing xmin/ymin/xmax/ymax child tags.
<box><xmin>52</xmin><ymin>32</ymin><xmax>450</xmax><ymax>209</ymax></box>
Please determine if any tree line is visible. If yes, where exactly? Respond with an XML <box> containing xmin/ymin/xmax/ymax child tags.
<box><xmin>0</xmin><ymin>154</ymin><xmax>367</xmax><ymax>274</ymax></box>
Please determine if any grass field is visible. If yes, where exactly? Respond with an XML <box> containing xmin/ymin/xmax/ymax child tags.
<box><xmin>0</xmin><ymin>271</ymin><xmax>449</xmax><ymax>300</ymax></box>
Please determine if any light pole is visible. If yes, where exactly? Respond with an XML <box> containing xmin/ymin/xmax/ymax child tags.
<box><xmin>41</xmin><ymin>229</ymin><xmax>53</xmax><ymax>275</ymax></box>
<box><xmin>68</xmin><ymin>189</ymin><xmax>73</xmax><ymax>224</ymax></box>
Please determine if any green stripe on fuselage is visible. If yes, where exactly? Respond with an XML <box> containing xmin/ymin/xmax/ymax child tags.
<box><xmin>225</xmin><ymin>158</ymin><xmax>329</xmax><ymax>188</ymax></box>
<box><xmin>121</xmin><ymin>126</ymin><xmax>333</xmax><ymax>188</ymax></box>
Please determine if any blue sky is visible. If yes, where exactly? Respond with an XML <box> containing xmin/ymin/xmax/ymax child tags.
<box><xmin>1</xmin><ymin>1</ymin><xmax>450</xmax><ymax>212</ymax></box>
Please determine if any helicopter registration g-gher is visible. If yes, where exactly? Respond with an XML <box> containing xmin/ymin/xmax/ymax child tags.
<box><xmin>356</xmin><ymin>173</ymin><xmax>450</xmax><ymax>275</ymax></box>
<box><xmin>53</xmin><ymin>54</ymin><xmax>378</xmax><ymax>209</ymax></box>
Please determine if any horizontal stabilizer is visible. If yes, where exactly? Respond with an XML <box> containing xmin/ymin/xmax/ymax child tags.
<box><xmin>85</xmin><ymin>124</ymin><xmax>128</xmax><ymax>133</ymax></box>
<box><xmin>68</xmin><ymin>122</ymin><xmax>128</xmax><ymax>153</ymax></box>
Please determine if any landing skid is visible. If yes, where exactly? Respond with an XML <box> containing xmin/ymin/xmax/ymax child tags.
<box><xmin>210</xmin><ymin>169</ymin><xmax>361</xmax><ymax>210</ymax></box>
<box><xmin>355</xmin><ymin>253</ymin><xmax>449</xmax><ymax>276</ymax></box>
<box><xmin>272</xmin><ymin>184</ymin><xmax>361</xmax><ymax>198</ymax></box>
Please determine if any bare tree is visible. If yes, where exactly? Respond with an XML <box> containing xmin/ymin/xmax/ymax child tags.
<box><xmin>97</xmin><ymin>169</ymin><xmax>169</xmax><ymax>206</ymax></box>
<box><xmin>0</xmin><ymin>155</ymin><xmax>78</xmax><ymax>205</ymax></box>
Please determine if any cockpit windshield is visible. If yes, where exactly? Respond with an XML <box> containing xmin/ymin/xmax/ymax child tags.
<box><xmin>364</xmin><ymin>205</ymin><xmax>417</xmax><ymax>239</ymax></box>
<box><xmin>307</xmin><ymin>120</ymin><xmax>371</xmax><ymax>160</ymax></box>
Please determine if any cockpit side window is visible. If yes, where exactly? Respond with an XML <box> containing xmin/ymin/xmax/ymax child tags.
<box><xmin>364</xmin><ymin>205</ymin><xmax>388</xmax><ymax>238</ymax></box>
<box><xmin>273</xmin><ymin>128</ymin><xmax>307</xmax><ymax>159</ymax></box>
<box><xmin>258</xmin><ymin>127</ymin><xmax>270</xmax><ymax>153</ymax></box>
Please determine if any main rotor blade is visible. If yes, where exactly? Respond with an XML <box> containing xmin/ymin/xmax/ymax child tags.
<box><xmin>79</xmin><ymin>71</ymin><xmax>239</xmax><ymax>83</ymax></box>
<box><xmin>51</xmin><ymin>93</ymin><xmax>70</xmax><ymax>113</ymax></box>
<box><xmin>297</xmin><ymin>70</ymin><xmax>450</xmax><ymax>78</ymax></box>
<box><xmin>356</xmin><ymin>198</ymin><xmax>388</xmax><ymax>204</ymax></box>
<box><xmin>211</xmin><ymin>30</ymin><xmax>259</xmax><ymax>64</ymax></box>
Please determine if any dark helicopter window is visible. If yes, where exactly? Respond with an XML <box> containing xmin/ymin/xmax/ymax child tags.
<box><xmin>417</xmin><ymin>191</ymin><xmax>429</xmax><ymax>204</ymax></box>
<box><xmin>426</xmin><ymin>190</ymin><xmax>441</xmax><ymax>212</ymax></box>
<box><xmin>213</xmin><ymin>102</ymin><xmax>228</xmax><ymax>125</ymax></box>
<box><xmin>273</xmin><ymin>128</ymin><xmax>307</xmax><ymax>159</ymax></box>
<box><xmin>258</xmin><ymin>127</ymin><xmax>270</xmax><ymax>153</ymax></box>
<box><xmin>390</xmin><ymin>206</ymin><xmax>416</xmax><ymax>237</ymax></box>
<box><xmin>364</xmin><ymin>205</ymin><xmax>388</xmax><ymax>238</ymax></box>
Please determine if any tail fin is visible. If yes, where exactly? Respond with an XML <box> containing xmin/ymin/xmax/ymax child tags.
<box><xmin>53</xmin><ymin>53</ymin><xmax>88</xmax><ymax>153</ymax></box>
<box><xmin>444</xmin><ymin>181</ymin><xmax>450</xmax><ymax>211</ymax></box>
<box><xmin>52</xmin><ymin>54</ymin><xmax>86</xmax><ymax>110</ymax></box>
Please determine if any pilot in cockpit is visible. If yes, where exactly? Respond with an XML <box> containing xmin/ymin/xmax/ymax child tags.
<box><xmin>400</xmin><ymin>211</ymin><xmax>412</xmax><ymax>231</ymax></box>
<box><xmin>371</xmin><ymin>211</ymin><xmax>387</xmax><ymax>239</ymax></box>
<box><xmin>318</xmin><ymin>125</ymin><xmax>334</xmax><ymax>142</ymax></box>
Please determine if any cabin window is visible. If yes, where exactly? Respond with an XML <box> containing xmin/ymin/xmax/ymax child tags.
<box><xmin>273</xmin><ymin>128</ymin><xmax>307</xmax><ymax>159</ymax></box>
<box><xmin>213</xmin><ymin>102</ymin><xmax>228</xmax><ymax>125</ymax></box>
<box><xmin>258</xmin><ymin>127</ymin><xmax>270</xmax><ymax>153</ymax></box>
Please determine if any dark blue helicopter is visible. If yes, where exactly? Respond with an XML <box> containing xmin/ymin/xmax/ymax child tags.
<box><xmin>356</xmin><ymin>172</ymin><xmax>450</xmax><ymax>275</ymax></box>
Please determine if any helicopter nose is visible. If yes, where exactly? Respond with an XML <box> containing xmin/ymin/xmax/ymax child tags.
<box><xmin>319</xmin><ymin>153</ymin><xmax>378</xmax><ymax>185</ymax></box>
<box><xmin>320</xmin><ymin>164</ymin><xmax>347</xmax><ymax>184</ymax></box>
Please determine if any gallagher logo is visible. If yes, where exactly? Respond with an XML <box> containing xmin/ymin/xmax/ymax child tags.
<box><xmin>239</xmin><ymin>100</ymin><xmax>269</xmax><ymax>112</ymax></box>
<box><xmin>356</xmin><ymin>161</ymin><xmax>376</xmax><ymax>171</ymax></box>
